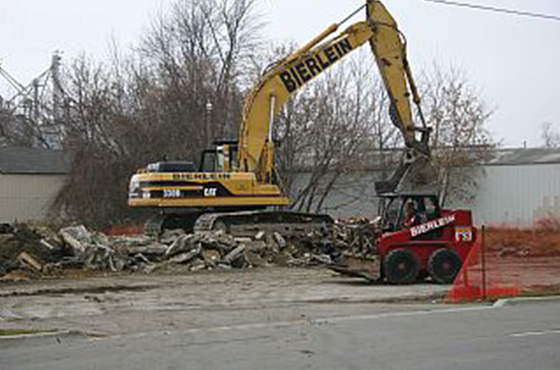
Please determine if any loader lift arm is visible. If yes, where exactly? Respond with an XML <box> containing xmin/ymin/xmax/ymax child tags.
<box><xmin>238</xmin><ymin>0</ymin><xmax>430</xmax><ymax>193</ymax></box>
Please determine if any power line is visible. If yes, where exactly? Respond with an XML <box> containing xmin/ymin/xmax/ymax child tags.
<box><xmin>424</xmin><ymin>0</ymin><xmax>560</xmax><ymax>22</ymax></box>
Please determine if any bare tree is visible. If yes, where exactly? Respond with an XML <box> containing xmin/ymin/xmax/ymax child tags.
<box><xmin>276</xmin><ymin>53</ymin><xmax>384</xmax><ymax>213</ymax></box>
<box><xmin>418</xmin><ymin>66</ymin><xmax>494</xmax><ymax>206</ymax></box>
<box><xmin>53</xmin><ymin>0</ymin><xmax>261</xmax><ymax>226</ymax></box>
<box><xmin>541</xmin><ymin>121</ymin><xmax>560</xmax><ymax>148</ymax></box>
<box><xmin>277</xmin><ymin>59</ymin><xmax>494</xmax><ymax>213</ymax></box>
<box><xmin>0</xmin><ymin>110</ymin><xmax>43</xmax><ymax>147</ymax></box>
<box><xmin>139</xmin><ymin>0</ymin><xmax>260</xmax><ymax>150</ymax></box>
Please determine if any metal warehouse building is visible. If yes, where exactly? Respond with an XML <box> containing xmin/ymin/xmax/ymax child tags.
<box><xmin>465</xmin><ymin>148</ymin><xmax>560</xmax><ymax>227</ymax></box>
<box><xmin>295</xmin><ymin>148</ymin><xmax>560</xmax><ymax>227</ymax></box>
<box><xmin>0</xmin><ymin>147</ymin><xmax>71</xmax><ymax>223</ymax></box>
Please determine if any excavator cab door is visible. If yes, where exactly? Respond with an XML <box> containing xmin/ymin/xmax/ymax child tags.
<box><xmin>200</xmin><ymin>150</ymin><xmax>220</xmax><ymax>172</ymax></box>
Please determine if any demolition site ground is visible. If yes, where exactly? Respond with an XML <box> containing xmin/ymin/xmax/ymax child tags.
<box><xmin>0</xmin><ymin>268</ymin><xmax>450</xmax><ymax>339</ymax></box>
<box><xmin>1</xmin><ymin>223</ymin><xmax>560</xmax><ymax>344</ymax></box>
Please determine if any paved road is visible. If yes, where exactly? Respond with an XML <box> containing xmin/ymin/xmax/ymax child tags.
<box><xmin>2</xmin><ymin>300</ymin><xmax>559</xmax><ymax>370</ymax></box>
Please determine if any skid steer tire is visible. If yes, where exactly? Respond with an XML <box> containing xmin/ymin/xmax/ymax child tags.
<box><xmin>428</xmin><ymin>249</ymin><xmax>462</xmax><ymax>284</ymax></box>
<box><xmin>383</xmin><ymin>249</ymin><xmax>421</xmax><ymax>285</ymax></box>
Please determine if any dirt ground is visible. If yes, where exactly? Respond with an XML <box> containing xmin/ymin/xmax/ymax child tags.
<box><xmin>460</xmin><ymin>227</ymin><xmax>560</xmax><ymax>295</ymax></box>
<box><xmin>485</xmin><ymin>227</ymin><xmax>560</xmax><ymax>257</ymax></box>
<box><xmin>2</xmin><ymin>225</ymin><xmax>559</xmax><ymax>340</ymax></box>
<box><xmin>0</xmin><ymin>268</ymin><xmax>450</xmax><ymax>338</ymax></box>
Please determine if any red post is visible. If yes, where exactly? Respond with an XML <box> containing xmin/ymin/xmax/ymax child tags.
<box><xmin>481</xmin><ymin>225</ymin><xmax>487</xmax><ymax>300</ymax></box>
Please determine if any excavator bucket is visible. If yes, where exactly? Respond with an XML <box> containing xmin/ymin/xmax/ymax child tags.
<box><xmin>374</xmin><ymin>161</ymin><xmax>411</xmax><ymax>195</ymax></box>
<box><xmin>374</xmin><ymin>128</ymin><xmax>432</xmax><ymax>195</ymax></box>
<box><xmin>329</xmin><ymin>254</ymin><xmax>382</xmax><ymax>282</ymax></box>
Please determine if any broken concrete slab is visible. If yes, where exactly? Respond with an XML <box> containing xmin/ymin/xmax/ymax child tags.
<box><xmin>168</xmin><ymin>245</ymin><xmax>202</xmax><ymax>265</ymax></box>
<box><xmin>222</xmin><ymin>245</ymin><xmax>246</xmax><ymax>265</ymax></box>
<box><xmin>16</xmin><ymin>252</ymin><xmax>43</xmax><ymax>272</ymax></box>
<box><xmin>59</xmin><ymin>226</ymin><xmax>91</xmax><ymax>254</ymax></box>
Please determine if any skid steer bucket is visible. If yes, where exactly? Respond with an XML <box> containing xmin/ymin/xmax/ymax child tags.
<box><xmin>329</xmin><ymin>254</ymin><xmax>382</xmax><ymax>282</ymax></box>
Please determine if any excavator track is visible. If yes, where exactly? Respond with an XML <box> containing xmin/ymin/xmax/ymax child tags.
<box><xmin>144</xmin><ymin>212</ymin><xmax>203</xmax><ymax>237</ymax></box>
<box><xmin>193</xmin><ymin>210</ymin><xmax>333</xmax><ymax>238</ymax></box>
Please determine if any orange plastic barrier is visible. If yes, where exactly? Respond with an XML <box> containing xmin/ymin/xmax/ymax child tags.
<box><xmin>445</xmin><ymin>224</ymin><xmax>560</xmax><ymax>303</ymax></box>
<box><xmin>104</xmin><ymin>224</ymin><xmax>144</xmax><ymax>236</ymax></box>
<box><xmin>447</xmin><ymin>234</ymin><xmax>520</xmax><ymax>303</ymax></box>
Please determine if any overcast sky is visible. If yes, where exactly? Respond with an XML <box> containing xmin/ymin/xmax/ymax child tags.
<box><xmin>1</xmin><ymin>0</ymin><xmax>559</xmax><ymax>147</ymax></box>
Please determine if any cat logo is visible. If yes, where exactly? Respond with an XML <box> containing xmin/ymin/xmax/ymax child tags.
<box><xmin>204</xmin><ymin>188</ymin><xmax>218</xmax><ymax>197</ymax></box>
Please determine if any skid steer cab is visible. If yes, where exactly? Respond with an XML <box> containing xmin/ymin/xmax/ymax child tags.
<box><xmin>334</xmin><ymin>194</ymin><xmax>477</xmax><ymax>285</ymax></box>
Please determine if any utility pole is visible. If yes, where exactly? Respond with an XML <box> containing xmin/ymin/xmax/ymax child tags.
<box><xmin>51</xmin><ymin>51</ymin><xmax>63</xmax><ymax>125</ymax></box>
<box><xmin>206</xmin><ymin>100</ymin><xmax>213</xmax><ymax>146</ymax></box>
<box><xmin>32</xmin><ymin>78</ymin><xmax>40</xmax><ymax>123</ymax></box>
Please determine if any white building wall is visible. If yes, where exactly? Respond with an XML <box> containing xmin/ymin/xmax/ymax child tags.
<box><xmin>453</xmin><ymin>164</ymin><xmax>560</xmax><ymax>227</ymax></box>
<box><xmin>0</xmin><ymin>174</ymin><xmax>67</xmax><ymax>223</ymax></box>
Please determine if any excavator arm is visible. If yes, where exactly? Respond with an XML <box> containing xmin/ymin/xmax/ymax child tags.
<box><xmin>238</xmin><ymin>0</ymin><xmax>430</xmax><ymax>193</ymax></box>
<box><xmin>128</xmin><ymin>1</ymin><xmax>433</xmax><ymax>237</ymax></box>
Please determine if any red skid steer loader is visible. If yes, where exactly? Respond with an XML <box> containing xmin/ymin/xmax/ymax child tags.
<box><xmin>331</xmin><ymin>194</ymin><xmax>476</xmax><ymax>284</ymax></box>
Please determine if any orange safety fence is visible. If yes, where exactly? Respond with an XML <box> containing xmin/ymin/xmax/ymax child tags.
<box><xmin>104</xmin><ymin>224</ymin><xmax>145</xmax><ymax>236</ymax></box>
<box><xmin>447</xmin><ymin>221</ymin><xmax>560</xmax><ymax>303</ymax></box>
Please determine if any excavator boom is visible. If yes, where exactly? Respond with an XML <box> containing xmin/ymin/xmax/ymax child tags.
<box><xmin>238</xmin><ymin>0</ymin><xmax>430</xmax><ymax>192</ymax></box>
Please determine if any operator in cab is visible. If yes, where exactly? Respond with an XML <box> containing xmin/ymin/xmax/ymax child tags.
<box><xmin>403</xmin><ymin>201</ymin><xmax>419</xmax><ymax>228</ymax></box>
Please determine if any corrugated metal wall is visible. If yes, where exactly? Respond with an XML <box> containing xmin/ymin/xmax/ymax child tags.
<box><xmin>453</xmin><ymin>164</ymin><xmax>560</xmax><ymax>226</ymax></box>
<box><xmin>293</xmin><ymin>163</ymin><xmax>560</xmax><ymax>226</ymax></box>
<box><xmin>0</xmin><ymin>174</ymin><xmax>67</xmax><ymax>223</ymax></box>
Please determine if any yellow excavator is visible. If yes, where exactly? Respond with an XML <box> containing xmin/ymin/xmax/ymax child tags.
<box><xmin>128</xmin><ymin>0</ymin><xmax>431</xmax><ymax>236</ymax></box>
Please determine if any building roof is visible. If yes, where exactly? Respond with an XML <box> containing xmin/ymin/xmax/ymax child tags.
<box><xmin>487</xmin><ymin>148</ymin><xmax>560</xmax><ymax>166</ymax></box>
<box><xmin>0</xmin><ymin>147</ymin><xmax>72</xmax><ymax>175</ymax></box>
<box><xmin>293</xmin><ymin>146</ymin><xmax>560</xmax><ymax>173</ymax></box>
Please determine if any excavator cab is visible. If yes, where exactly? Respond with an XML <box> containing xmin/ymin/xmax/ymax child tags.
<box><xmin>199</xmin><ymin>139</ymin><xmax>239</xmax><ymax>173</ymax></box>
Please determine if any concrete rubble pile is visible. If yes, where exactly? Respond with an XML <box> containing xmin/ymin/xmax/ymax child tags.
<box><xmin>0</xmin><ymin>223</ymin><xmax>71</xmax><ymax>278</ymax></box>
<box><xmin>0</xmin><ymin>219</ymin><xmax>378</xmax><ymax>278</ymax></box>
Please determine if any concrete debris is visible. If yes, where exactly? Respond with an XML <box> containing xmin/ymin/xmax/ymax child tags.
<box><xmin>168</xmin><ymin>245</ymin><xmax>202</xmax><ymax>264</ymax></box>
<box><xmin>273</xmin><ymin>232</ymin><xmax>287</xmax><ymax>250</ymax></box>
<box><xmin>0</xmin><ymin>219</ymin><xmax>379</xmax><ymax>278</ymax></box>
<box><xmin>17</xmin><ymin>252</ymin><xmax>43</xmax><ymax>272</ymax></box>
<box><xmin>40</xmin><ymin>239</ymin><xmax>56</xmax><ymax>250</ymax></box>
<box><xmin>222</xmin><ymin>245</ymin><xmax>248</xmax><ymax>268</ymax></box>
<box><xmin>0</xmin><ymin>223</ymin><xmax>15</xmax><ymax>234</ymax></box>
<box><xmin>83</xmin><ymin>245</ymin><xmax>130</xmax><ymax>272</ymax></box>
<box><xmin>59</xmin><ymin>225</ymin><xmax>92</xmax><ymax>254</ymax></box>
